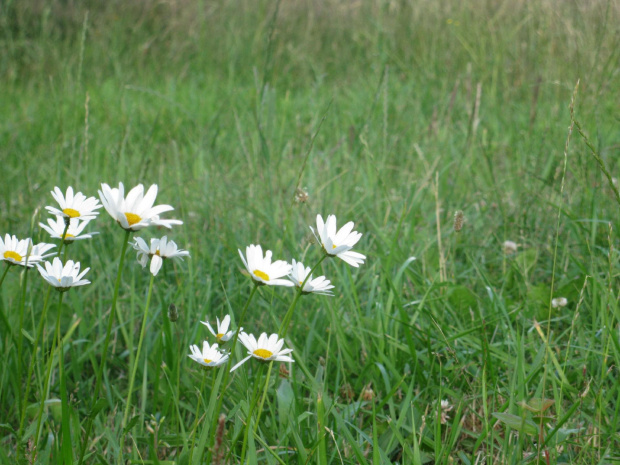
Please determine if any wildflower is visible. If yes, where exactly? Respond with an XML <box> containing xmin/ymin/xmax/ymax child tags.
<box><xmin>288</xmin><ymin>259</ymin><xmax>334</xmax><ymax>295</ymax></box>
<box><xmin>230</xmin><ymin>332</ymin><xmax>294</xmax><ymax>371</ymax></box>
<box><xmin>188</xmin><ymin>341</ymin><xmax>229</xmax><ymax>368</ymax></box>
<box><xmin>201</xmin><ymin>314</ymin><xmax>238</xmax><ymax>343</ymax></box>
<box><xmin>440</xmin><ymin>399</ymin><xmax>454</xmax><ymax>424</ymax></box>
<box><xmin>551</xmin><ymin>297</ymin><xmax>568</xmax><ymax>308</ymax></box>
<box><xmin>45</xmin><ymin>186</ymin><xmax>102</xmax><ymax>221</ymax></box>
<box><xmin>40</xmin><ymin>217</ymin><xmax>98</xmax><ymax>243</ymax></box>
<box><xmin>98</xmin><ymin>182</ymin><xmax>183</xmax><ymax>231</ymax></box>
<box><xmin>310</xmin><ymin>214</ymin><xmax>365</xmax><ymax>267</ymax></box>
<box><xmin>238</xmin><ymin>244</ymin><xmax>294</xmax><ymax>287</ymax></box>
<box><xmin>132</xmin><ymin>236</ymin><xmax>189</xmax><ymax>276</ymax></box>
<box><xmin>0</xmin><ymin>234</ymin><xmax>55</xmax><ymax>267</ymax></box>
<box><xmin>37</xmin><ymin>257</ymin><xmax>90</xmax><ymax>291</ymax></box>
<box><xmin>503</xmin><ymin>240</ymin><xmax>518</xmax><ymax>254</ymax></box>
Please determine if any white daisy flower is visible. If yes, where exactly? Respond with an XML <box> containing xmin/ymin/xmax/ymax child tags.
<box><xmin>188</xmin><ymin>341</ymin><xmax>229</xmax><ymax>368</ymax></box>
<box><xmin>98</xmin><ymin>182</ymin><xmax>183</xmax><ymax>231</ymax></box>
<box><xmin>39</xmin><ymin>217</ymin><xmax>98</xmax><ymax>243</ymax></box>
<box><xmin>288</xmin><ymin>259</ymin><xmax>334</xmax><ymax>295</ymax></box>
<box><xmin>200</xmin><ymin>314</ymin><xmax>238</xmax><ymax>343</ymax></box>
<box><xmin>36</xmin><ymin>257</ymin><xmax>90</xmax><ymax>291</ymax></box>
<box><xmin>131</xmin><ymin>236</ymin><xmax>190</xmax><ymax>276</ymax></box>
<box><xmin>503</xmin><ymin>240</ymin><xmax>518</xmax><ymax>254</ymax></box>
<box><xmin>238</xmin><ymin>244</ymin><xmax>294</xmax><ymax>287</ymax></box>
<box><xmin>0</xmin><ymin>234</ymin><xmax>55</xmax><ymax>267</ymax></box>
<box><xmin>45</xmin><ymin>186</ymin><xmax>102</xmax><ymax>221</ymax></box>
<box><xmin>230</xmin><ymin>332</ymin><xmax>294</xmax><ymax>372</ymax></box>
<box><xmin>310</xmin><ymin>214</ymin><xmax>366</xmax><ymax>267</ymax></box>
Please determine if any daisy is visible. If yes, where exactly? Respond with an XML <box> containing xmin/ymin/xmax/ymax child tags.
<box><xmin>98</xmin><ymin>182</ymin><xmax>183</xmax><ymax>231</ymax></box>
<box><xmin>188</xmin><ymin>341</ymin><xmax>229</xmax><ymax>368</ymax></box>
<box><xmin>0</xmin><ymin>234</ymin><xmax>55</xmax><ymax>267</ymax></box>
<box><xmin>310</xmin><ymin>214</ymin><xmax>366</xmax><ymax>267</ymax></box>
<box><xmin>132</xmin><ymin>236</ymin><xmax>189</xmax><ymax>276</ymax></box>
<box><xmin>201</xmin><ymin>314</ymin><xmax>238</xmax><ymax>343</ymax></box>
<box><xmin>288</xmin><ymin>259</ymin><xmax>334</xmax><ymax>295</ymax></box>
<box><xmin>45</xmin><ymin>186</ymin><xmax>102</xmax><ymax>221</ymax></box>
<box><xmin>40</xmin><ymin>217</ymin><xmax>98</xmax><ymax>243</ymax></box>
<box><xmin>37</xmin><ymin>257</ymin><xmax>90</xmax><ymax>291</ymax></box>
<box><xmin>230</xmin><ymin>332</ymin><xmax>294</xmax><ymax>372</ymax></box>
<box><xmin>551</xmin><ymin>297</ymin><xmax>568</xmax><ymax>308</ymax></box>
<box><xmin>238</xmin><ymin>244</ymin><xmax>294</xmax><ymax>287</ymax></box>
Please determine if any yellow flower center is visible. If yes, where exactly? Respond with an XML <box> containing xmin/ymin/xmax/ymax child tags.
<box><xmin>62</xmin><ymin>208</ymin><xmax>80</xmax><ymax>218</ymax></box>
<box><xmin>63</xmin><ymin>233</ymin><xmax>75</xmax><ymax>240</ymax></box>
<box><xmin>299</xmin><ymin>281</ymin><xmax>303</xmax><ymax>286</ymax></box>
<box><xmin>203</xmin><ymin>358</ymin><xmax>212</xmax><ymax>364</ymax></box>
<box><xmin>155</xmin><ymin>249</ymin><xmax>161</xmax><ymax>256</ymax></box>
<box><xmin>216</xmin><ymin>333</ymin><xmax>224</xmax><ymax>341</ymax></box>
<box><xmin>253</xmin><ymin>348</ymin><xmax>273</xmax><ymax>359</ymax></box>
<box><xmin>3</xmin><ymin>251</ymin><xmax>22</xmax><ymax>262</ymax></box>
<box><xmin>332</xmin><ymin>244</ymin><xmax>337</xmax><ymax>249</ymax></box>
<box><xmin>125</xmin><ymin>212</ymin><xmax>142</xmax><ymax>226</ymax></box>
<box><xmin>253</xmin><ymin>269</ymin><xmax>270</xmax><ymax>281</ymax></box>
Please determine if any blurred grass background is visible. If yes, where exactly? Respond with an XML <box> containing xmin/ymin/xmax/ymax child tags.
<box><xmin>1</xmin><ymin>0</ymin><xmax>619</xmax><ymax>463</ymax></box>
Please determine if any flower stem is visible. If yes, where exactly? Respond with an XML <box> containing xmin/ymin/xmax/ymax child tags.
<box><xmin>0</xmin><ymin>263</ymin><xmax>9</xmax><ymax>288</ymax></box>
<box><xmin>279</xmin><ymin>255</ymin><xmax>326</xmax><ymax>337</ymax></box>
<box><xmin>16</xmin><ymin>267</ymin><xmax>30</xmax><ymax>416</ymax></box>
<box><xmin>205</xmin><ymin>284</ymin><xmax>258</xmax><ymax>460</ymax></box>
<box><xmin>56</xmin><ymin>291</ymin><xmax>74</xmax><ymax>463</ymax></box>
<box><xmin>239</xmin><ymin>363</ymin><xmax>266</xmax><ymax>463</ymax></box>
<box><xmin>120</xmin><ymin>272</ymin><xmax>155</xmax><ymax>455</ymax></box>
<box><xmin>187</xmin><ymin>368</ymin><xmax>211</xmax><ymax>465</ymax></box>
<box><xmin>33</xmin><ymin>288</ymin><xmax>64</xmax><ymax>451</ymax></box>
<box><xmin>19</xmin><ymin>222</ymin><xmax>70</xmax><ymax>458</ymax></box>
<box><xmin>77</xmin><ymin>229</ymin><xmax>131</xmax><ymax>465</ymax></box>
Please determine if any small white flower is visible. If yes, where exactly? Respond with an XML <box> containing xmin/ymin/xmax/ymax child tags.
<box><xmin>201</xmin><ymin>314</ymin><xmax>238</xmax><ymax>343</ymax></box>
<box><xmin>188</xmin><ymin>341</ymin><xmax>229</xmax><ymax>368</ymax></box>
<box><xmin>40</xmin><ymin>217</ymin><xmax>98</xmax><ymax>243</ymax></box>
<box><xmin>440</xmin><ymin>399</ymin><xmax>453</xmax><ymax>425</ymax></box>
<box><xmin>230</xmin><ymin>332</ymin><xmax>294</xmax><ymax>372</ymax></box>
<box><xmin>98</xmin><ymin>182</ymin><xmax>183</xmax><ymax>231</ymax></box>
<box><xmin>0</xmin><ymin>234</ymin><xmax>55</xmax><ymax>267</ymax></box>
<box><xmin>503</xmin><ymin>240</ymin><xmax>518</xmax><ymax>254</ymax></box>
<box><xmin>37</xmin><ymin>257</ymin><xmax>90</xmax><ymax>291</ymax></box>
<box><xmin>132</xmin><ymin>236</ymin><xmax>189</xmax><ymax>276</ymax></box>
<box><xmin>551</xmin><ymin>297</ymin><xmax>568</xmax><ymax>308</ymax></box>
<box><xmin>238</xmin><ymin>244</ymin><xmax>294</xmax><ymax>287</ymax></box>
<box><xmin>310</xmin><ymin>214</ymin><xmax>366</xmax><ymax>267</ymax></box>
<box><xmin>45</xmin><ymin>186</ymin><xmax>102</xmax><ymax>221</ymax></box>
<box><xmin>288</xmin><ymin>259</ymin><xmax>334</xmax><ymax>295</ymax></box>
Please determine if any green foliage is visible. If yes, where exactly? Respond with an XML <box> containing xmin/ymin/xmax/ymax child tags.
<box><xmin>1</xmin><ymin>0</ymin><xmax>620</xmax><ymax>463</ymax></box>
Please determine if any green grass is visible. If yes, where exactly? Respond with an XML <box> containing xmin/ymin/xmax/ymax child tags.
<box><xmin>1</xmin><ymin>0</ymin><xmax>620</xmax><ymax>463</ymax></box>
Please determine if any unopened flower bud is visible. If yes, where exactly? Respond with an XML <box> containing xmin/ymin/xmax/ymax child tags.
<box><xmin>168</xmin><ymin>303</ymin><xmax>179</xmax><ymax>322</ymax></box>
<box><xmin>453</xmin><ymin>210</ymin><xmax>464</xmax><ymax>232</ymax></box>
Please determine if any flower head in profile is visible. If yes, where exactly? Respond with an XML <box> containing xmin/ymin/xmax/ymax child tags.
<box><xmin>45</xmin><ymin>186</ymin><xmax>102</xmax><ymax>221</ymax></box>
<box><xmin>503</xmin><ymin>240</ymin><xmax>518</xmax><ymax>254</ymax></box>
<box><xmin>99</xmin><ymin>182</ymin><xmax>183</xmax><ymax>231</ymax></box>
<box><xmin>37</xmin><ymin>257</ymin><xmax>90</xmax><ymax>291</ymax></box>
<box><xmin>132</xmin><ymin>236</ymin><xmax>189</xmax><ymax>276</ymax></box>
<box><xmin>230</xmin><ymin>332</ymin><xmax>294</xmax><ymax>372</ymax></box>
<box><xmin>289</xmin><ymin>259</ymin><xmax>334</xmax><ymax>295</ymax></box>
<box><xmin>40</xmin><ymin>217</ymin><xmax>98</xmax><ymax>243</ymax></box>
<box><xmin>310</xmin><ymin>214</ymin><xmax>365</xmax><ymax>267</ymax></box>
<box><xmin>188</xmin><ymin>341</ymin><xmax>229</xmax><ymax>368</ymax></box>
<box><xmin>201</xmin><ymin>314</ymin><xmax>238</xmax><ymax>343</ymax></box>
<box><xmin>238</xmin><ymin>244</ymin><xmax>293</xmax><ymax>287</ymax></box>
<box><xmin>551</xmin><ymin>297</ymin><xmax>568</xmax><ymax>308</ymax></box>
<box><xmin>0</xmin><ymin>234</ymin><xmax>55</xmax><ymax>267</ymax></box>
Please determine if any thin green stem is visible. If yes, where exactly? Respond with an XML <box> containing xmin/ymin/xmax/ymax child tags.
<box><xmin>120</xmin><ymin>272</ymin><xmax>156</xmax><ymax>455</ymax></box>
<box><xmin>33</xmin><ymin>288</ymin><xmax>64</xmax><ymax>451</ymax></box>
<box><xmin>56</xmin><ymin>291</ymin><xmax>73</xmax><ymax>464</ymax></box>
<box><xmin>0</xmin><ymin>263</ymin><xmax>9</xmax><ymax>288</ymax></box>
<box><xmin>16</xmin><ymin>266</ymin><xmax>30</xmax><ymax>416</ymax></box>
<box><xmin>206</xmin><ymin>284</ymin><xmax>258</xmax><ymax>459</ymax></box>
<box><xmin>188</xmin><ymin>368</ymin><xmax>211</xmax><ymax>465</ymax></box>
<box><xmin>18</xmin><ymin>222</ymin><xmax>70</xmax><ymax>457</ymax></box>
<box><xmin>279</xmin><ymin>255</ymin><xmax>327</xmax><ymax>337</ymax></box>
<box><xmin>240</xmin><ymin>363</ymin><xmax>266</xmax><ymax>463</ymax></box>
<box><xmin>78</xmin><ymin>229</ymin><xmax>131</xmax><ymax>465</ymax></box>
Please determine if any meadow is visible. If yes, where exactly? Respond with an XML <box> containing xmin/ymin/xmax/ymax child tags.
<box><xmin>1</xmin><ymin>0</ymin><xmax>619</xmax><ymax>463</ymax></box>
